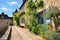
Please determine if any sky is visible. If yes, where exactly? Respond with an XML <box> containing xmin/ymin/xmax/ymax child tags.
<box><xmin>0</xmin><ymin>0</ymin><xmax>23</xmax><ymax>17</ymax></box>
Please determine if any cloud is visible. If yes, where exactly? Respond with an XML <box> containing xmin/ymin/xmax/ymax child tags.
<box><xmin>19</xmin><ymin>5</ymin><xmax>21</xmax><ymax>7</ymax></box>
<box><xmin>8</xmin><ymin>1</ymin><xmax>18</xmax><ymax>5</ymax></box>
<box><xmin>0</xmin><ymin>6</ymin><xmax>11</xmax><ymax>11</ymax></box>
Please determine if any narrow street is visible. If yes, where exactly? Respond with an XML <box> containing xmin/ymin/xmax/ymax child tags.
<box><xmin>10</xmin><ymin>26</ymin><xmax>44</xmax><ymax>40</ymax></box>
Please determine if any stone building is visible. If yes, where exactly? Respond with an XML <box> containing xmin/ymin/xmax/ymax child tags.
<box><xmin>0</xmin><ymin>12</ymin><xmax>13</xmax><ymax>27</ymax></box>
<box><xmin>44</xmin><ymin>0</ymin><xmax>60</xmax><ymax>31</ymax></box>
<box><xmin>16</xmin><ymin>0</ymin><xmax>60</xmax><ymax>30</ymax></box>
<box><xmin>14</xmin><ymin>0</ymin><xmax>60</xmax><ymax>29</ymax></box>
<box><xmin>44</xmin><ymin>0</ymin><xmax>60</xmax><ymax>9</ymax></box>
<box><xmin>18</xmin><ymin>0</ymin><xmax>44</xmax><ymax>27</ymax></box>
<box><xmin>14</xmin><ymin>0</ymin><xmax>59</xmax><ymax>27</ymax></box>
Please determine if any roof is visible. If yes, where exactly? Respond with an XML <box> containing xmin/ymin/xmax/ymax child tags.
<box><xmin>19</xmin><ymin>0</ymin><xmax>27</xmax><ymax>10</ymax></box>
<box><xmin>0</xmin><ymin>13</ymin><xmax>13</xmax><ymax>19</ymax></box>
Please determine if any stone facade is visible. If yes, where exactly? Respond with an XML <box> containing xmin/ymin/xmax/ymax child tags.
<box><xmin>0</xmin><ymin>12</ymin><xmax>13</xmax><ymax>27</ymax></box>
<box><xmin>45</xmin><ymin>0</ymin><xmax>60</xmax><ymax>9</ymax></box>
<box><xmin>45</xmin><ymin>0</ymin><xmax>60</xmax><ymax>31</ymax></box>
<box><xmin>18</xmin><ymin>0</ymin><xmax>44</xmax><ymax>27</ymax></box>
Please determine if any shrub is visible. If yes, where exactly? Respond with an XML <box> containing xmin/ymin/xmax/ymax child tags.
<box><xmin>13</xmin><ymin>14</ymin><xmax>19</xmax><ymax>26</ymax></box>
<box><xmin>26</xmin><ymin>24</ymin><xmax>48</xmax><ymax>37</ymax></box>
<box><xmin>47</xmin><ymin>31</ymin><xmax>60</xmax><ymax>40</ymax></box>
<box><xmin>35</xmin><ymin>24</ymin><xmax>48</xmax><ymax>36</ymax></box>
<box><xmin>26</xmin><ymin>24</ymin><xmax>35</xmax><ymax>33</ymax></box>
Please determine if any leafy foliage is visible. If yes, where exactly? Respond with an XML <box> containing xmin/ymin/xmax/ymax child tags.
<box><xmin>25</xmin><ymin>0</ymin><xmax>48</xmax><ymax>37</ymax></box>
<box><xmin>35</xmin><ymin>0</ymin><xmax>44</xmax><ymax>8</ymax></box>
<box><xmin>35</xmin><ymin>24</ymin><xmax>48</xmax><ymax>36</ymax></box>
<box><xmin>26</xmin><ymin>0</ymin><xmax>36</xmax><ymax>9</ymax></box>
<box><xmin>26</xmin><ymin>0</ymin><xmax>44</xmax><ymax>9</ymax></box>
<box><xmin>13</xmin><ymin>14</ymin><xmax>19</xmax><ymax>26</ymax></box>
<box><xmin>46</xmin><ymin>7</ymin><xmax>60</xmax><ymax>30</ymax></box>
<box><xmin>47</xmin><ymin>31</ymin><xmax>60</xmax><ymax>40</ymax></box>
<box><xmin>13</xmin><ymin>11</ymin><xmax>25</xmax><ymax>26</ymax></box>
<box><xmin>46</xmin><ymin>8</ymin><xmax>60</xmax><ymax>19</ymax></box>
<box><xmin>26</xmin><ymin>24</ymin><xmax>48</xmax><ymax>37</ymax></box>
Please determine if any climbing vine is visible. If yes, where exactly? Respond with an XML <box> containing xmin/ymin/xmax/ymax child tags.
<box><xmin>25</xmin><ymin>0</ymin><xmax>48</xmax><ymax>37</ymax></box>
<box><xmin>35</xmin><ymin>0</ymin><xmax>44</xmax><ymax>8</ymax></box>
<box><xmin>13</xmin><ymin>13</ymin><xmax>19</xmax><ymax>26</ymax></box>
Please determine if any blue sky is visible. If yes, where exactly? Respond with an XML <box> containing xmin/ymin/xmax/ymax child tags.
<box><xmin>0</xmin><ymin>0</ymin><xmax>23</xmax><ymax>17</ymax></box>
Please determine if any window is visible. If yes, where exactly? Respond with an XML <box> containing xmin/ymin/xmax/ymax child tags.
<box><xmin>20</xmin><ymin>17</ymin><xmax>25</xmax><ymax>23</ymax></box>
<box><xmin>46</xmin><ymin>19</ymin><xmax>50</xmax><ymax>24</ymax></box>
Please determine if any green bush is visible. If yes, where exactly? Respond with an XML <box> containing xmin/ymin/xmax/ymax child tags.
<box><xmin>47</xmin><ymin>31</ymin><xmax>60</xmax><ymax>40</ymax></box>
<box><xmin>26</xmin><ymin>24</ymin><xmax>35</xmax><ymax>32</ymax></box>
<box><xmin>13</xmin><ymin>14</ymin><xmax>19</xmax><ymax>26</ymax></box>
<box><xmin>35</xmin><ymin>24</ymin><xmax>48</xmax><ymax>36</ymax></box>
<box><xmin>26</xmin><ymin>24</ymin><xmax>48</xmax><ymax>37</ymax></box>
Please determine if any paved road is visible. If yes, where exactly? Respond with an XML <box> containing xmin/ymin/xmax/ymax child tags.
<box><xmin>10</xmin><ymin>26</ymin><xmax>45</xmax><ymax>40</ymax></box>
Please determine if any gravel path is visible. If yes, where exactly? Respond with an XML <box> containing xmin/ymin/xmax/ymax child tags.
<box><xmin>10</xmin><ymin>26</ymin><xmax>45</xmax><ymax>40</ymax></box>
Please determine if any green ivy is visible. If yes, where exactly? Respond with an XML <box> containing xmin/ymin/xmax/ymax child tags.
<box><xmin>13</xmin><ymin>14</ymin><xmax>20</xmax><ymax>26</ymax></box>
<box><xmin>25</xmin><ymin>0</ymin><xmax>48</xmax><ymax>37</ymax></box>
<box><xmin>26</xmin><ymin>0</ymin><xmax>36</xmax><ymax>9</ymax></box>
<box><xmin>35</xmin><ymin>0</ymin><xmax>44</xmax><ymax>8</ymax></box>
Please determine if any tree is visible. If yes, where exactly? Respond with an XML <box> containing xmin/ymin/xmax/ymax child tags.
<box><xmin>46</xmin><ymin>7</ymin><xmax>60</xmax><ymax>30</ymax></box>
<box><xmin>13</xmin><ymin>14</ymin><xmax>19</xmax><ymax>26</ymax></box>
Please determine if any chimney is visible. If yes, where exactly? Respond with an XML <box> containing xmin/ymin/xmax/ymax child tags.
<box><xmin>1</xmin><ymin>12</ymin><xmax>4</xmax><ymax>15</ymax></box>
<box><xmin>15</xmin><ymin>9</ymin><xmax>18</xmax><ymax>13</ymax></box>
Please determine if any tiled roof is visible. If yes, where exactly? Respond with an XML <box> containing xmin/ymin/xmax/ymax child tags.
<box><xmin>0</xmin><ymin>13</ymin><xmax>13</xmax><ymax>19</ymax></box>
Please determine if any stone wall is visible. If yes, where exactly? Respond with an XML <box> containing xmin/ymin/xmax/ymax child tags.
<box><xmin>0</xmin><ymin>13</ymin><xmax>13</xmax><ymax>27</ymax></box>
<box><xmin>0</xmin><ymin>19</ymin><xmax>13</xmax><ymax>28</ymax></box>
<box><xmin>44</xmin><ymin>0</ymin><xmax>60</xmax><ymax>9</ymax></box>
